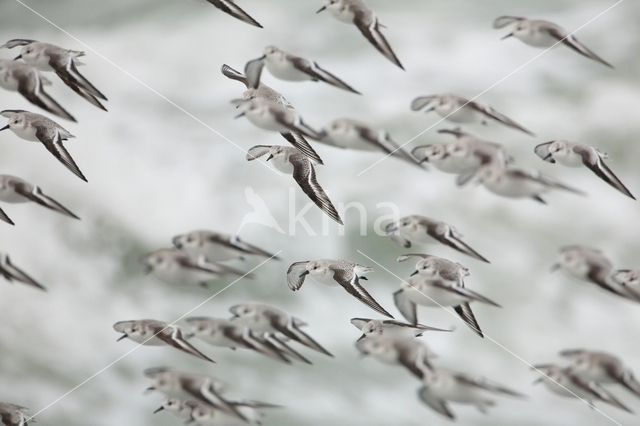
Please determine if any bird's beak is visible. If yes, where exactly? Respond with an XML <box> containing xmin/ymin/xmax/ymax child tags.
<box><xmin>299</xmin><ymin>270</ymin><xmax>310</xmax><ymax>278</ymax></box>
<box><xmin>266</xmin><ymin>154</ymin><xmax>274</xmax><ymax>161</ymax></box>
<box><xmin>501</xmin><ymin>33</ymin><xmax>514</xmax><ymax>40</ymax></box>
<box><xmin>543</xmin><ymin>153</ymin><xmax>553</xmax><ymax>161</ymax></box>
<box><xmin>144</xmin><ymin>387</ymin><xmax>156</xmax><ymax>395</ymax></box>
<box><xmin>234</xmin><ymin>112</ymin><xmax>246</xmax><ymax>119</ymax></box>
<box><xmin>410</xmin><ymin>270</ymin><xmax>419</xmax><ymax>277</ymax></box>
<box><xmin>356</xmin><ymin>334</ymin><xmax>366</xmax><ymax>342</ymax></box>
<box><xmin>532</xmin><ymin>377</ymin><xmax>544</xmax><ymax>385</ymax></box>
<box><xmin>14</xmin><ymin>54</ymin><xmax>22</xmax><ymax>60</ymax></box>
<box><xmin>550</xmin><ymin>263</ymin><xmax>561</xmax><ymax>273</ymax></box>
<box><xmin>0</xmin><ymin>125</ymin><xmax>9</xmax><ymax>131</ymax></box>
<box><xmin>153</xmin><ymin>407</ymin><xmax>164</xmax><ymax>414</ymax></box>
<box><xmin>419</xmin><ymin>157</ymin><xmax>429</xmax><ymax>164</ymax></box>
<box><xmin>117</xmin><ymin>334</ymin><xmax>128</xmax><ymax>342</ymax></box>
<box><xmin>423</xmin><ymin>106</ymin><xmax>435</xmax><ymax>113</ymax></box>
<box><xmin>143</xmin><ymin>264</ymin><xmax>152</xmax><ymax>275</ymax></box>
<box><xmin>316</xmin><ymin>5</ymin><xmax>327</xmax><ymax>13</ymax></box>
<box><xmin>385</xmin><ymin>223</ymin><xmax>398</xmax><ymax>233</ymax></box>
<box><xmin>172</xmin><ymin>236</ymin><xmax>182</xmax><ymax>248</ymax></box>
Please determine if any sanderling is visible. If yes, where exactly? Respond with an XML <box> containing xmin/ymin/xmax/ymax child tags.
<box><xmin>560</xmin><ymin>349</ymin><xmax>640</xmax><ymax>399</ymax></box>
<box><xmin>1</xmin><ymin>110</ymin><xmax>86</xmax><ymax>181</ymax></box>
<box><xmin>385</xmin><ymin>215</ymin><xmax>490</xmax><ymax>263</ymax></box>
<box><xmin>222</xmin><ymin>64</ymin><xmax>323</xmax><ymax>164</ymax></box>
<box><xmin>316</xmin><ymin>0</ymin><xmax>404</xmax><ymax>70</ymax></box>
<box><xmin>246</xmin><ymin>145</ymin><xmax>343</xmax><ymax>224</ymax></box>
<box><xmin>533</xmin><ymin>364</ymin><xmax>632</xmax><ymax>412</ymax></box>
<box><xmin>0</xmin><ymin>402</ymin><xmax>30</xmax><ymax>426</ymax></box>
<box><xmin>350</xmin><ymin>317</ymin><xmax>451</xmax><ymax>341</ymax></box>
<box><xmin>113</xmin><ymin>319</ymin><xmax>215</xmax><ymax>362</ymax></box>
<box><xmin>318</xmin><ymin>118</ymin><xmax>424</xmax><ymax>167</ymax></box>
<box><xmin>204</xmin><ymin>0</ymin><xmax>263</xmax><ymax>28</ymax></box>
<box><xmin>0</xmin><ymin>252</ymin><xmax>45</xmax><ymax>291</ymax></box>
<box><xmin>494</xmin><ymin>16</ymin><xmax>613</xmax><ymax>68</ymax></box>
<box><xmin>419</xmin><ymin>368</ymin><xmax>524</xmax><ymax>420</ymax></box>
<box><xmin>229</xmin><ymin>302</ymin><xmax>332</xmax><ymax>357</ymax></box>
<box><xmin>141</xmin><ymin>248</ymin><xmax>251</xmax><ymax>287</ymax></box>
<box><xmin>394</xmin><ymin>254</ymin><xmax>500</xmax><ymax>337</ymax></box>
<box><xmin>3</xmin><ymin>39</ymin><xmax>107</xmax><ymax>110</ymax></box>
<box><xmin>411</xmin><ymin>94</ymin><xmax>533</xmax><ymax>135</ymax></box>
<box><xmin>356</xmin><ymin>333</ymin><xmax>436</xmax><ymax>379</ymax></box>
<box><xmin>0</xmin><ymin>60</ymin><xmax>75</xmax><ymax>122</ymax></box>
<box><xmin>0</xmin><ymin>174</ymin><xmax>79</xmax><ymax>223</ymax></box>
<box><xmin>287</xmin><ymin>259</ymin><xmax>393</xmax><ymax>317</ymax></box>
<box><xmin>535</xmin><ymin>140</ymin><xmax>635</xmax><ymax>200</ymax></box>
<box><xmin>172</xmin><ymin>230</ymin><xmax>279</xmax><ymax>262</ymax></box>
<box><xmin>245</xmin><ymin>46</ymin><xmax>359</xmax><ymax>94</ymax></box>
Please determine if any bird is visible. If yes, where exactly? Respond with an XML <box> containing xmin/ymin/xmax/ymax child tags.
<box><xmin>113</xmin><ymin>319</ymin><xmax>216</xmax><ymax>362</ymax></box>
<box><xmin>471</xmin><ymin>164</ymin><xmax>585</xmax><ymax>204</ymax></box>
<box><xmin>612</xmin><ymin>269</ymin><xmax>640</xmax><ymax>298</ymax></box>
<box><xmin>316</xmin><ymin>0</ymin><xmax>404</xmax><ymax>70</ymax></box>
<box><xmin>246</xmin><ymin>145</ymin><xmax>343</xmax><ymax>225</ymax></box>
<box><xmin>0</xmin><ymin>252</ymin><xmax>45</xmax><ymax>291</ymax></box>
<box><xmin>356</xmin><ymin>334</ymin><xmax>436</xmax><ymax>379</ymax></box>
<box><xmin>172</xmin><ymin>230</ymin><xmax>280</xmax><ymax>262</ymax></box>
<box><xmin>287</xmin><ymin>259</ymin><xmax>393</xmax><ymax>317</ymax></box>
<box><xmin>318</xmin><ymin>118</ymin><xmax>424</xmax><ymax>167</ymax></box>
<box><xmin>560</xmin><ymin>349</ymin><xmax>640</xmax><ymax>399</ymax></box>
<box><xmin>493</xmin><ymin>16</ymin><xmax>613</xmax><ymax>68</ymax></box>
<box><xmin>535</xmin><ymin>140</ymin><xmax>635</xmax><ymax>200</ymax></box>
<box><xmin>244</xmin><ymin>46</ymin><xmax>360</xmax><ymax>94</ymax></box>
<box><xmin>551</xmin><ymin>245</ymin><xmax>639</xmax><ymax>302</ymax></box>
<box><xmin>0</xmin><ymin>60</ymin><xmax>75</xmax><ymax>122</ymax></box>
<box><xmin>153</xmin><ymin>398</ymin><xmax>204</xmax><ymax>422</ymax></box>
<box><xmin>533</xmin><ymin>364</ymin><xmax>632</xmax><ymax>413</ymax></box>
<box><xmin>419</xmin><ymin>368</ymin><xmax>525</xmax><ymax>420</ymax></box>
<box><xmin>3</xmin><ymin>39</ymin><xmax>108</xmax><ymax>110</ymax></box>
<box><xmin>203</xmin><ymin>0</ymin><xmax>263</xmax><ymax>28</ymax></box>
<box><xmin>190</xmin><ymin>399</ymin><xmax>280</xmax><ymax>426</ymax></box>
<box><xmin>234</xmin><ymin>97</ymin><xmax>324</xmax><ymax>142</ymax></box>
<box><xmin>384</xmin><ymin>215</ymin><xmax>490</xmax><ymax>263</ymax></box>
<box><xmin>221</xmin><ymin>64</ymin><xmax>323</xmax><ymax>164</ymax></box>
<box><xmin>183</xmin><ymin>317</ymin><xmax>293</xmax><ymax>364</ymax></box>
<box><xmin>1</xmin><ymin>110</ymin><xmax>86</xmax><ymax>181</ymax></box>
<box><xmin>0</xmin><ymin>174</ymin><xmax>79</xmax><ymax>224</ymax></box>
<box><xmin>141</xmin><ymin>248</ymin><xmax>251</xmax><ymax>287</ymax></box>
<box><xmin>350</xmin><ymin>317</ymin><xmax>451</xmax><ymax>341</ymax></box>
<box><xmin>410</xmin><ymin>94</ymin><xmax>533</xmax><ymax>135</ymax></box>
<box><xmin>229</xmin><ymin>302</ymin><xmax>332</xmax><ymax>357</ymax></box>
<box><xmin>144</xmin><ymin>367</ymin><xmax>247</xmax><ymax>422</ymax></box>
<box><xmin>412</xmin><ymin>128</ymin><xmax>509</xmax><ymax>177</ymax></box>
<box><xmin>0</xmin><ymin>402</ymin><xmax>30</xmax><ymax>426</ymax></box>
<box><xmin>394</xmin><ymin>253</ymin><xmax>500</xmax><ymax>337</ymax></box>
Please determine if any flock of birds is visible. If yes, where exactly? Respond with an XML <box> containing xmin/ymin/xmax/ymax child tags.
<box><xmin>1</xmin><ymin>0</ymin><xmax>639</xmax><ymax>425</ymax></box>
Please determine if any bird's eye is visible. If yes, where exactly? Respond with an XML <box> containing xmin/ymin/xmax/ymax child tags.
<box><xmin>197</xmin><ymin>325</ymin><xmax>206</xmax><ymax>332</ymax></box>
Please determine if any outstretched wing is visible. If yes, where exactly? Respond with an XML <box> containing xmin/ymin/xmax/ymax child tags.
<box><xmin>545</xmin><ymin>26</ymin><xmax>613</xmax><ymax>68</ymax></box>
<box><xmin>17</xmin><ymin>71</ymin><xmax>76</xmax><ymax>122</ymax></box>
<box><xmin>352</xmin><ymin>10</ymin><xmax>404</xmax><ymax>69</ymax></box>
<box><xmin>206</xmin><ymin>0</ymin><xmax>263</xmax><ymax>28</ymax></box>
<box><xmin>332</xmin><ymin>267</ymin><xmax>393</xmax><ymax>318</ymax></box>
<box><xmin>534</xmin><ymin>141</ymin><xmax>555</xmax><ymax>163</ymax></box>
<box><xmin>286</xmin><ymin>261</ymin><xmax>310</xmax><ymax>291</ymax></box>
<box><xmin>1</xmin><ymin>256</ymin><xmax>45</xmax><ymax>290</ymax></box>
<box><xmin>48</xmin><ymin>53</ymin><xmax>107</xmax><ymax>110</ymax></box>
<box><xmin>492</xmin><ymin>16</ymin><xmax>525</xmax><ymax>29</ymax></box>
<box><xmin>289</xmin><ymin>56</ymin><xmax>360</xmax><ymax>94</ymax></box>
<box><xmin>393</xmin><ymin>289</ymin><xmax>417</xmax><ymax>324</ymax></box>
<box><xmin>13</xmin><ymin>183</ymin><xmax>79</xmax><ymax>219</ymax></box>
<box><xmin>468</xmin><ymin>101</ymin><xmax>533</xmax><ymax>135</ymax></box>
<box><xmin>244</xmin><ymin>56</ymin><xmax>265</xmax><ymax>89</ymax></box>
<box><xmin>0</xmin><ymin>207</ymin><xmax>14</xmax><ymax>225</ymax></box>
<box><xmin>1</xmin><ymin>39</ymin><xmax>36</xmax><ymax>49</ymax></box>
<box><xmin>246</xmin><ymin>145</ymin><xmax>273</xmax><ymax>161</ymax></box>
<box><xmin>417</xmin><ymin>386</ymin><xmax>455</xmax><ymax>420</ymax></box>
<box><xmin>35</xmin><ymin>127</ymin><xmax>87</xmax><ymax>181</ymax></box>
<box><xmin>290</xmin><ymin>155</ymin><xmax>343</xmax><ymax>224</ymax></box>
<box><xmin>280</xmin><ymin>132</ymin><xmax>324</xmax><ymax>165</ymax></box>
<box><xmin>575</xmin><ymin>146</ymin><xmax>635</xmax><ymax>199</ymax></box>
<box><xmin>426</xmin><ymin>223</ymin><xmax>490</xmax><ymax>263</ymax></box>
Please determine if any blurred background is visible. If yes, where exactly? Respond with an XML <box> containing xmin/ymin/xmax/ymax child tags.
<box><xmin>1</xmin><ymin>0</ymin><xmax>639</xmax><ymax>425</ymax></box>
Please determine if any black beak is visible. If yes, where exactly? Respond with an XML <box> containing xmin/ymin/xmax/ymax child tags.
<box><xmin>143</xmin><ymin>264</ymin><xmax>152</xmax><ymax>275</ymax></box>
<box><xmin>419</xmin><ymin>157</ymin><xmax>429</xmax><ymax>164</ymax></box>
<box><xmin>316</xmin><ymin>5</ymin><xmax>327</xmax><ymax>13</ymax></box>
<box><xmin>543</xmin><ymin>153</ymin><xmax>553</xmax><ymax>161</ymax></box>
<box><xmin>117</xmin><ymin>334</ymin><xmax>128</xmax><ymax>342</ymax></box>
<box><xmin>550</xmin><ymin>263</ymin><xmax>561</xmax><ymax>273</ymax></box>
<box><xmin>266</xmin><ymin>154</ymin><xmax>274</xmax><ymax>161</ymax></box>
<box><xmin>153</xmin><ymin>407</ymin><xmax>164</xmax><ymax>414</ymax></box>
<box><xmin>14</xmin><ymin>54</ymin><xmax>22</xmax><ymax>60</ymax></box>
<box><xmin>501</xmin><ymin>33</ymin><xmax>514</xmax><ymax>40</ymax></box>
<box><xmin>144</xmin><ymin>386</ymin><xmax>156</xmax><ymax>395</ymax></box>
<box><xmin>356</xmin><ymin>334</ymin><xmax>366</xmax><ymax>342</ymax></box>
<box><xmin>0</xmin><ymin>125</ymin><xmax>9</xmax><ymax>131</ymax></box>
<box><xmin>299</xmin><ymin>270</ymin><xmax>310</xmax><ymax>278</ymax></box>
<box><xmin>234</xmin><ymin>112</ymin><xmax>246</xmax><ymax>119</ymax></box>
<box><xmin>410</xmin><ymin>270</ymin><xmax>419</xmax><ymax>277</ymax></box>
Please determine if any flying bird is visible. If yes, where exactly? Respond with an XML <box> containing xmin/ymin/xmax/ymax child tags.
<box><xmin>0</xmin><ymin>174</ymin><xmax>79</xmax><ymax>224</ymax></box>
<box><xmin>493</xmin><ymin>16</ymin><xmax>613</xmax><ymax>68</ymax></box>
<box><xmin>0</xmin><ymin>60</ymin><xmax>75</xmax><ymax>121</ymax></box>
<box><xmin>287</xmin><ymin>259</ymin><xmax>393</xmax><ymax>317</ymax></box>
<box><xmin>0</xmin><ymin>402</ymin><xmax>31</xmax><ymax>426</ymax></box>
<box><xmin>246</xmin><ymin>145</ymin><xmax>343</xmax><ymax>224</ymax></box>
<box><xmin>204</xmin><ymin>0</ymin><xmax>263</xmax><ymax>28</ymax></box>
<box><xmin>411</xmin><ymin>94</ymin><xmax>533</xmax><ymax>135</ymax></box>
<box><xmin>350</xmin><ymin>317</ymin><xmax>451</xmax><ymax>341</ymax></box>
<box><xmin>535</xmin><ymin>140</ymin><xmax>635</xmax><ymax>200</ymax></box>
<box><xmin>244</xmin><ymin>46</ymin><xmax>360</xmax><ymax>94</ymax></box>
<box><xmin>385</xmin><ymin>215</ymin><xmax>490</xmax><ymax>263</ymax></box>
<box><xmin>317</xmin><ymin>0</ymin><xmax>404</xmax><ymax>70</ymax></box>
<box><xmin>1</xmin><ymin>110</ymin><xmax>86</xmax><ymax>181</ymax></box>
<box><xmin>394</xmin><ymin>253</ymin><xmax>500</xmax><ymax>337</ymax></box>
<box><xmin>113</xmin><ymin>319</ymin><xmax>215</xmax><ymax>363</ymax></box>
<box><xmin>222</xmin><ymin>64</ymin><xmax>323</xmax><ymax>164</ymax></box>
<box><xmin>0</xmin><ymin>252</ymin><xmax>45</xmax><ymax>291</ymax></box>
<box><xmin>356</xmin><ymin>334</ymin><xmax>436</xmax><ymax>379</ymax></box>
<box><xmin>3</xmin><ymin>39</ymin><xmax>108</xmax><ymax>110</ymax></box>
<box><xmin>172</xmin><ymin>230</ymin><xmax>280</xmax><ymax>262</ymax></box>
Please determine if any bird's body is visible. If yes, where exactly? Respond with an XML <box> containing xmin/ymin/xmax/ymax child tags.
<box><xmin>356</xmin><ymin>334</ymin><xmax>435</xmax><ymax>378</ymax></box>
<box><xmin>172</xmin><ymin>230</ymin><xmax>279</xmax><ymax>262</ymax></box>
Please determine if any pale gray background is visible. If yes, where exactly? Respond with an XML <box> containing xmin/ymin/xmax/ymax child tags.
<box><xmin>0</xmin><ymin>0</ymin><xmax>639</xmax><ymax>425</ymax></box>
